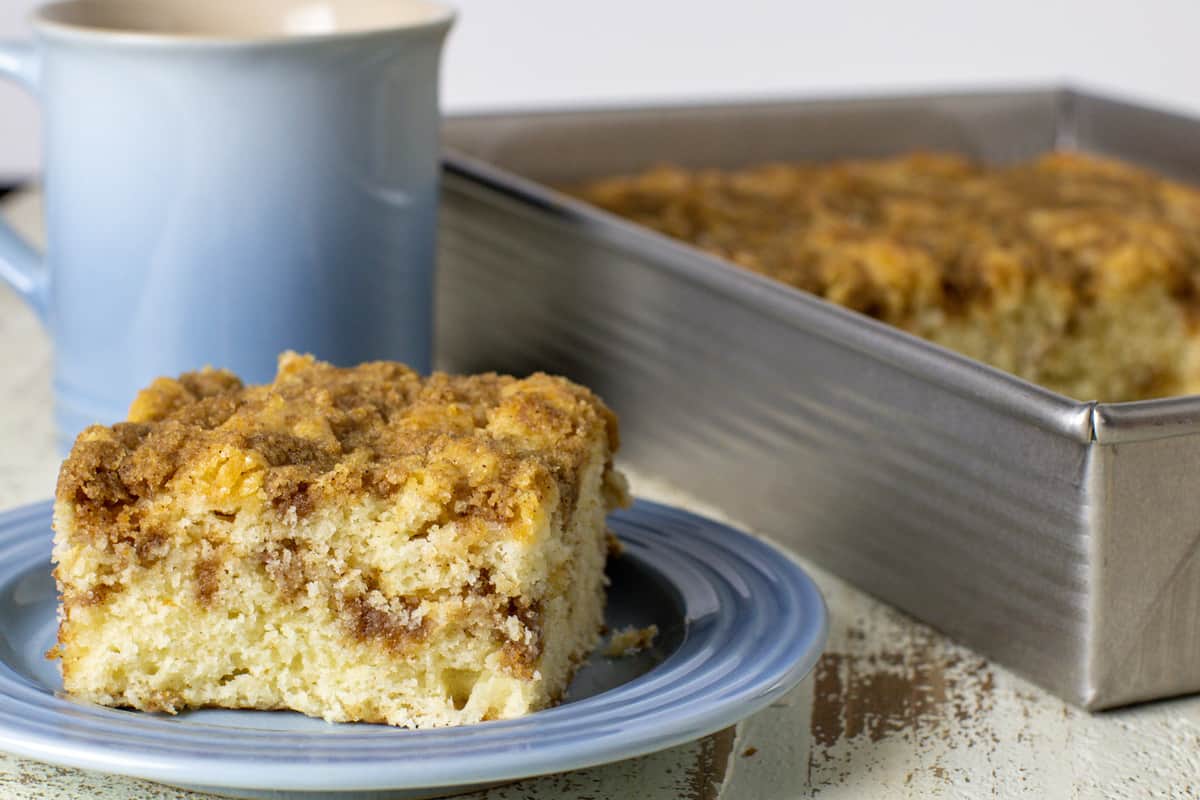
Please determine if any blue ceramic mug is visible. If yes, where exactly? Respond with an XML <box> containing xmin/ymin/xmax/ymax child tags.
<box><xmin>0</xmin><ymin>0</ymin><xmax>454</xmax><ymax>451</ymax></box>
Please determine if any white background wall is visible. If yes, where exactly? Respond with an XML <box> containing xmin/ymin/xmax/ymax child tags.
<box><xmin>0</xmin><ymin>1</ymin><xmax>37</xmax><ymax>182</ymax></box>
<box><xmin>2</xmin><ymin>0</ymin><xmax>1199</xmax><ymax>181</ymax></box>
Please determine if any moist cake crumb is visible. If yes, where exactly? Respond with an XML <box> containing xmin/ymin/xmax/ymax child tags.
<box><xmin>52</xmin><ymin>352</ymin><xmax>631</xmax><ymax>727</ymax></box>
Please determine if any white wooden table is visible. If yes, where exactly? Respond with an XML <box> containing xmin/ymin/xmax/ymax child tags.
<box><xmin>2</xmin><ymin>189</ymin><xmax>1198</xmax><ymax>799</ymax></box>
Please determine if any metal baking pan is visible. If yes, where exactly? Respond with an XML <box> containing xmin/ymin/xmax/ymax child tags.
<box><xmin>435</xmin><ymin>88</ymin><xmax>1200</xmax><ymax>710</ymax></box>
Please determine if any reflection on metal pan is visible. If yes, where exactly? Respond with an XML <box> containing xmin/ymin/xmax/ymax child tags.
<box><xmin>437</xmin><ymin>88</ymin><xmax>1200</xmax><ymax>709</ymax></box>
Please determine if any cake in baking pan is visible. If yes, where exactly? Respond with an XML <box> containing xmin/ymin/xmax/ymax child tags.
<box><xmin>579</xmin><ymin>152</ymin><xmax>1200</xmax><ymax>402</ymax></box>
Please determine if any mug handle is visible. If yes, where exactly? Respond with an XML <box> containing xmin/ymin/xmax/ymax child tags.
<box><xmin>0</xmin><ymin>40</ymin><xmax>47</xmax><ymax>324</ymax></box>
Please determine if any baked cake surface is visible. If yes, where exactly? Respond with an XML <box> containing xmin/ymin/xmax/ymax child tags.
<box><xmin>53</xmin><ymin>352</ymin><xmax>630</xmax><ymax>727</ymax></box>
<box><xmin>579</xmin><ymin>152</ymin><xmax>1200</xmax><ymax>402</ymax></box>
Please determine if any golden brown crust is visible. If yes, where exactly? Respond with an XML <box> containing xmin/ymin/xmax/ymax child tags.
<box><xmin>576</xmin><ymin>152</ymin><xmax>1200</xmax><ymax>326</ymax></box>
<box><xmin>56</xmin><ymin>353</ymin><xmax>621</xmax><ymax>550</ymax></box>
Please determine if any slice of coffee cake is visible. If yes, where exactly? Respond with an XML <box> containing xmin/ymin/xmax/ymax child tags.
<box><xmin>52</xmin><ymin>353</ymin><xmax>630</xmax><ymax>727</ymax></box>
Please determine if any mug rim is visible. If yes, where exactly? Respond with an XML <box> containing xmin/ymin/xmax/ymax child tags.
<box><xmin>31</xmin><ymin>0</ymin><xmax>455</xmax><ymax>48</ymax></box>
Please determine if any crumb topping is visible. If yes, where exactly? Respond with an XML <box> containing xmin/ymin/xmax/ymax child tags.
<box><xmin>577</xmin><ymin>152</ymin><xmax>1200</xmax><ymax>325</ymax></box>
<box><xmin>57</xmin><ymin>352</ymin><xmax>622</xmax><ymax>543</ymax></box>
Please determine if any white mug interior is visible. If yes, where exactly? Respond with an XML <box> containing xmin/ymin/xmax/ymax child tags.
<box><xmin>35</xmin><ymin>0</ymin><xmax>454</xmax><ymax>41</ymax></box>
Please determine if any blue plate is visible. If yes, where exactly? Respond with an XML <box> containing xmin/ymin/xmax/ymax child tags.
<box><xmin>0</xmin><ymin>499</ymin><xmax>826</xmax><ymax>799</ymax></box>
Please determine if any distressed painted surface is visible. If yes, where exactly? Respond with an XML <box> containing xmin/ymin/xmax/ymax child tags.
<box><xmin>2</xmin><ymin>191</ymin><xmax>1200</xmax><ymax>798</ymax></box>
<box><xmin>631</xmin><ymin>483</ymin><xmax>1200</xmax><ymax>800</ymax></box>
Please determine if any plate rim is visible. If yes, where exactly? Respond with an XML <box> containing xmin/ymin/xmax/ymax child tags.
<box><xmin>0</xmin><ymin>498</ymin><xmax>827</xmax><ymax>793</ymax></box>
